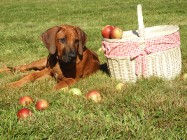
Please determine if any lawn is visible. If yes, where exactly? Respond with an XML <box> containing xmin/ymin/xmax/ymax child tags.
<box><xmin>0</xmin><ymin>0</ymin><xmax>186</xmax><ymax>139</ymax></box>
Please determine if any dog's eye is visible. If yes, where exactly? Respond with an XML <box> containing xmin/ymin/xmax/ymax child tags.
<box><xmin>59</xmin><ymin>38</ymin><xmax>66</xmax><ymax>43</ymax></box>
<box><xmin>75</xmin><ymin>39</ymin><xmax>79</xmax><ymax>44</ymax></box>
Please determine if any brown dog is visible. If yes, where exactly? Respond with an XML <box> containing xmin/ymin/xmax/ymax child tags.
<box><xmin>0</xmin><ymin>25</ymin><xmax>100</xmax><ymax>90</ymax></box>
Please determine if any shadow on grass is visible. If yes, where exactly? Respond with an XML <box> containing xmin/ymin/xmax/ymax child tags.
<box><xmin>100</xmin><ymin>63</ymin><xmax>110</xmax><ymax>76</ymax></box>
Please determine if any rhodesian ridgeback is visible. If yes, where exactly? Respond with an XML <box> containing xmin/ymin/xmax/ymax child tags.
<box><xmin>0</xmin><ymin>25</ymin><xmax>100</xmax><ymax>90</ymax></box>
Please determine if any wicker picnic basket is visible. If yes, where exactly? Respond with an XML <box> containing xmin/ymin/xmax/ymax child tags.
<box><xmin>102</xmin><ymin>4</ymin><xmax>181</xmax><ymax>82</ymax></box>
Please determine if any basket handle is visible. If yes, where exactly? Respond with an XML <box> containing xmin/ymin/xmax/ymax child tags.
<box><xmin>137</xmin><ymin>4</ymin><xmax>145</xmax><ymax>38</ymax></box>
<box><xmin>137</xmin><ymin>4</ymin><xmax>146</xmax><ymax>50</ymax></box>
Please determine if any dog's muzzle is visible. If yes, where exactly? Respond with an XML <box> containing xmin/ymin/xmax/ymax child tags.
<box><xmin>60</xmin><ymin>51</ymin><xmax>77</xmax><ymax>63</ymax></box>
<box><xmin>68</xmin><ymin>51</ymin><xmax>77</xmax><ymax>59</ymax></box>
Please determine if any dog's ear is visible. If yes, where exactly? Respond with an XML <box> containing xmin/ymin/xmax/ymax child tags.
<box><xmin>41</xmin><ymin>26</ymin><xmax>61</xmax><ymax>54</ymax></box>
<box><xmin>74</xmin><ymin>27</ymin><xmax>87</xmax><ymax>55</ymax></box>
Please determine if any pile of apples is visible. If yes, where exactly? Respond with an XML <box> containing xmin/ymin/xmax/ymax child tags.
<box><xmin>101</xmin><ymin>25</ymin><xmax>123</xmax><ymax>39</ymax></box>
<box><xmin>17</xmin><ymin>96</ymin><xmax>49</xmax><ymax>120</ymax></box>
<box><xmin>17</xmin><ymin>82</ymin><xmax>127</xmax><ymax>120</ymax></box>
<box><xmin>17</xmin><ymin>89</ymin><xmax>102</xmax><ymax>120</ymax></box>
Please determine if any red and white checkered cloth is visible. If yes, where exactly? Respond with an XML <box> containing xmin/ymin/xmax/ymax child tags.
<box><xmin>102</xmin><ymin>31</ymin><xmax>180</xmax><ymax>75</ymax></box>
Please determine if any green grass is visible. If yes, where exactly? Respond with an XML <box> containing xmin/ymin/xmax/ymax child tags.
<box><xmin>0</xmin><ymin>0</ymin><xmax>187</xmax><ymax>139</ymax></box>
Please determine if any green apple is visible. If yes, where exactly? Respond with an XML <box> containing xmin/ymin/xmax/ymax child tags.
<box><xmin>181</xmin><ymin>73</ymin><xmax>187</xmax><ymax>80</ymax></box>
<box><xmin>98</xmin><ymin>48</ymin><xmax>103</xmax><ymax>52</ymax></box>
<box><xmin>69</xmin><ymin>88</ymin><xmax>82</xmax><ymax>96</ymax></box>
<box><xmin>116</xmin><ymin>82</ymin><xmax>126</xmax><ymax>90</ymax></box>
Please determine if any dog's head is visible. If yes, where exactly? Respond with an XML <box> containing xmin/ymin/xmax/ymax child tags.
<box><xmin>41</xmin><ymin>25</ymin><xmax>87</xmax><ymax>63</ymax></box>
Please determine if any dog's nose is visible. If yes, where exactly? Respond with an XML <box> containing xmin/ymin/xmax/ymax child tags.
<box><xmin>68</xmin><ymin>52</ymin><xmax>77</xmax><ymax>59</ymax></box>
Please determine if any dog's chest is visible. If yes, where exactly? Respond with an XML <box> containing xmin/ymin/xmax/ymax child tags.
<box><xmin>51</xmin><ymin>63</ymin><xmax>77</xmax><ymax>82</ymax></box>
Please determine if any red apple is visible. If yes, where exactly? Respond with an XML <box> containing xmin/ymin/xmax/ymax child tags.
<box><xmin>101</xmin><ymin>25</ymin><xmax>115</xmax><ymax>39</ymax></box>
<box><xmin>85</xmin><ymin>90</ymin><xmax>102</xmax><ymax>103</ymax></box>
<box><xmin>17</xmin><ymin>108</ymin><xmax>32</xmax><ymax>119</ymax></box>
<box><xmin>19</xmin><ymin>96</ymin><xmax>33</xmax><ymax>106</ymax></box>
<box><xmin>35</xmin><ymin>99</ymin><xmax>49</xmax><ymax>111</ymax></box>
<box><xmin>111</xmin><ymin>27</ymin><xmax>123</xmax><ymax>39</ymax></box>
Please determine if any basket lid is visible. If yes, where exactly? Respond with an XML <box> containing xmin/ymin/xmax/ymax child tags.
<box><xmin>143</xmin><ymin>25</ymin><xmax>179</xmax><ymax>38</ymax></box>
<box><xmin>103</xmin><ymin>25</ymin><xmax>179</xmax><ymax>42</ymax></box>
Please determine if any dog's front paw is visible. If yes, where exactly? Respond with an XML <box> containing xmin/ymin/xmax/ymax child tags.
<box><xmin>53</xmin><ymin>82</ymin><xmax>68</xmax><ymax>91</ymax></box>
<box><xmin>13</xmin><ymin>65</ymin><xmax>27</xmax><ymax>72</ymax></box>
